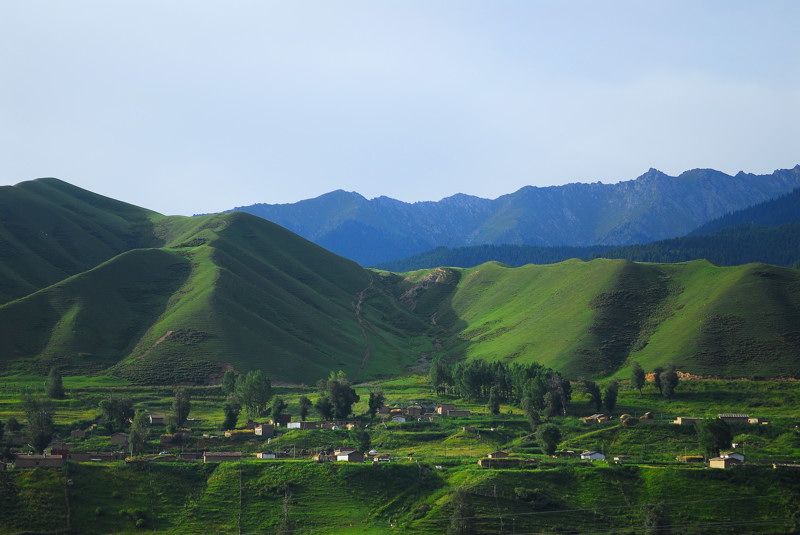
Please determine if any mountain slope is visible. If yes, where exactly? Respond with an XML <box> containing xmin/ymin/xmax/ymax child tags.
<box><xmin>2</xmin><ymin>178</ymin><xmax>799</xmax><ymax>383</ymax></box>
<box><xmin>376</xmin><ymin>189</ymin><xmax>800</xmax><ymax>271</ymax></box>
<box><xmin>690</xmin><ymin>187</ymin><xmax>800</xmax><ymax>235</ymax></box>
<box><xmin>0</xmin><ymin>178</ymin><xmax>163</xmax><ymax>303</ymax></box>
<box><xmin>0</xmin><ymin>182</ymin><xmax>432</xmax><ymax>384</ymax></box>
<box><xmin>379</xmin><ymin>259</ymin><xmax>800</xmax><ymax>379</ymax></box>
<box><xmin>229</xmin><ymin>166</ymin><xmax>800</xmax><ymax>265</ymax></box>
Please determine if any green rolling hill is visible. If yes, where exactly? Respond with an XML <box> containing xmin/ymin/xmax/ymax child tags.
<box><xmin>1</xmin><ymin>178</ymin><xmax>799</xmax><ymax>384</ymax></box>
<box><xmin>381</xmin><ymin>259</ymin><xmax>800</xmax><ymax>379</ymax></box>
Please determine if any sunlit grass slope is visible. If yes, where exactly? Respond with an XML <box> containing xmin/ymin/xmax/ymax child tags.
<box><xmin>0</xmin><ymin>203</ymin><xmax>431</xmax><ymax>384</ymax></box>
<box><xmin>391</xmin><ymin>259</ymin><xmax>800</xmax><ymax>378</ymax></box>
<box><xmin>112</xmin><ymin>212</ymin><xmax>432</xmax><ymax>384</ymax></box>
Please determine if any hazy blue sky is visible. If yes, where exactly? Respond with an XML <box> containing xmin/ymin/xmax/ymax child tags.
<box><xmin>2</xmin><ymin>1</ymin><xmax>798</xmax><ymax>215</ymax></box>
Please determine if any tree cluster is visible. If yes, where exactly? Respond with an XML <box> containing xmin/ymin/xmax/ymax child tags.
<box><xmin>315</xmin><ymin>371</ymin><xmax>359</xmax><ymax>420</ymax></box>
<box><xmin>430</xmin><ymin>359</ymin><xmax>571</xmax><ymax>420</ymax></box>
<box><xmin>630</xmin><ymin>361</ymin><xmax>680</xmax><ymax>399</ymax></box>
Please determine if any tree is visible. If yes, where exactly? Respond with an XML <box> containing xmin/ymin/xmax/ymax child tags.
<box><xmin>222</xmin><ymin>394</ymin><xmax>242</xmax><ymax>431</ymax></box>
<box><xmin>696</xmin><ymin>418</ymin><xmax>732</xmax><ymax>459</ymax></box>
<box><xmin>520</xmin><ymin>395</ymin><xmax>540</xmax><ymax>431</ymax></box>
<box><xmin>642</xmin><ymin>502</ymin><xmax>671</xmax><ymax>535</ymax></box>
<box><xmin>367</xmin><ymin>390</ymin><xmax>385</xmax><ymax>420</ymax></box>
<box><xmin>582</xmin><ymin>380</ymin><xmax>602</xmax><ymax>412</ymax></box>
<box><xmin>129</xmin><ymin>410</ymin><xmax>151</xmax><ymax>456</ymax></box>
<box><xmin>6</xmin><ymin>416</ymin><xmax>21</xmax><ymax>432</ymax></box>
<box><xmin>221</xmin><ymin>370</ymin><xmax>237</xmax><ymax>396</ymax></box>
<box><xmin>661</xmin><ymin>367</ymin><xmax>679</xmax><ymax>400</ymax></box>
<box><xmin>631</xmin><ymin>361</ymin><xmax>645</xmax><ymax>396</ymax></box>
<box><xmin>429</xmin><ymin>358</ymin><xmax>453</xmax><ymax>394</ymax></box>
<box><xmin>351</xmin><ymin>429</ymin><xmax>371</xmax><ymax>453</ymax></box>
<box><xmin>536</xmin><ymin>423</ymin><xmax>562</xmax><ymax>456</ymax></box>
<box><xmin>298</xmin><ymin>396</ymin><xmax>312</xmax><ymax>421</ymax></box>
<box><xmin>447</xmin><ymin>489</ymin><xmax>475</xmax><ymax>535</ymax></box>
<box><xmin>236</xmin><ymin>370</ymin><xmax>272</xmax><ymax>417</ymax></box>
<box><xmin>271</xmin><ymin>396</ymin><xmax>288</xmax><ymax>423</ymax></box>
<box><xmin>99</xmin><ymin>395</ymin><xmax>134</xmax><ymax>433</ymax></box>
<box><xmin>603</xmin><ymin>380</ymin><xmax>619</xmax><ymax>413</ymax></box>
<box><xmin>171</xmin><ymin>388</ymin><xmax>191</xmax><ymax>428</ymax></box>
<box><xmin>653</xmin><ymin>366</ymin><xmax>664</xmax><ymax>395</ymax></box>
<box><xmin>45</xmin><ymin>367</ymin><xmax>65</xmax><ymax>399</ymax></box>
<box><xmin>317</xmin><ymin>371</ymin><xmax>359</xmax><ymax>420</ymax></box>
<box><xmin>488</xmin><ymin>385</ymin><xmax>501</xmax><ymax>416</ymax></box>
<box><xmin>314</xmin><ymin>396</ymin><xmax>334</xmax><ymax>421</ymax></box>
<box><xmin>22</xmin><ymin>394</ymin><xmax>55</xmax><ymax>454</ymax></box>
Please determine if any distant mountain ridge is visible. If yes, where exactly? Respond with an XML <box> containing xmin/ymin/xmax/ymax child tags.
<box><xmin>228</xmin><ymin>166</ymin><xmax>800</xmax><ymax>265</ymax></box>
<box><xmin>376</xmin><ymin>189</ymin><xmax>800</xmax><ymax>271</ymax></box>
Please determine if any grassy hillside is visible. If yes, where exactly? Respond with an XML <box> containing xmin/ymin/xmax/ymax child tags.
<box><xmin>382</xmin><ymin>259</ymin><xmax>800</xmax><ymax>379</ymax></box>
<box><xmin>0</xmin><ymin>178</ymin><xmax>163</xmax><ymax>303</ymax></box>
<box><xmin>2</xmin><ymin>178</ymin><xmax>800</xmax><ymax>384</ymax></box>
<box><xmin>0</xmin><ymin>204</ymin><xmax>432</xmax><ymax>384</ymax></box>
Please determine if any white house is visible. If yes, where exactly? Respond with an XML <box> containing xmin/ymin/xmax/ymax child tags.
<box><xmin>580</xmin><ymin>451</ymin><xmax>606</xmax><ymax>461</ymax></box>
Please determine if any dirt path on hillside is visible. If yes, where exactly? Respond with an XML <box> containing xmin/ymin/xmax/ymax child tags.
<box><xmin>352</xmin><ymin>273</ymin><xmax>375</xmax><ymax>378</ymax></box>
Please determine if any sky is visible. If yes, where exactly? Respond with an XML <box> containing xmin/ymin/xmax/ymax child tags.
<box><xmin>2</xmin><ymin>1</ymin><xmax>799</xmax><ymax>216</ymax></box>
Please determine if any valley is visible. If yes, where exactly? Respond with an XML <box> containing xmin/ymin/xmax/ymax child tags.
<box><xmin>1</xmin><ymin>175</ymin><xmax>800</xmax><ymax>533</ymax></box>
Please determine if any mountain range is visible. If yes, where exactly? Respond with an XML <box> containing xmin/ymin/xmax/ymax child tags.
<box><xmin>1</xmin><ymin>175</ymin><xmax>799</xmax><ymax>384</ymax></box>
<box><xmin>227</xmin><ymin>166</ymin><xmax>800</xmax><ymax>266</ymax></box>
<box><xmin>375</xmin><ymin>188</ymin><xmax>800</xmax><ymax>271</ymax></box>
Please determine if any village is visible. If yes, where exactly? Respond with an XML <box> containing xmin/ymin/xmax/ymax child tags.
<box><xmin>6</xmin><ymin>398</ymin><xmax>797</xmax><ymax>474</ymax></box>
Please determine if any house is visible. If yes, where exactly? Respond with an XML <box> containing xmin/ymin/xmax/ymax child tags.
<box><xmin>613</xmin><ymin>455</ymin><xmax>631</xmax><ymax>463</ymax></box>
<box><xmin>109</xmin><ymin>432</ymin><xmax>129</xmax><ymax>446</ymax></box>
<box><xmin>487</xmin><ymin>450</ymin><xmax>509</xmax><ymax>459</ymax></box>
<box><xmin>445</xmin><ymin>409</ymin><xmax>471</xmax><ymax>417</ymax></box>
<box><xmin>203</xmin><ymin>451</ymin><xmax>242</xmax><ymax>463</ymax></box>
<box><xmin>149</xmin><ymin>414</ymin><xmax>166</xmax><ymax>425</ymax></box>
<box><xmin>436</xmin><ymin>404</ymin><xmax>456</xmax><ymax>415</ymax></box>
<box><xmin>709</xmin><ymin>456</ymin><xmax>741</xmax><ymax>469</ymax></box>
<box><xmin>673</xmin><ymin>417</ymin><xmax>703</xmax><ymax>425</ymax></box>
<box><xmin>717</xmin><ymin>414</ymin><xmax>749</xmax><ymax>424</ymax></box>
<box><xmin>391</xmin><ymin>416</ymin><xmax>407</xmax><ymax>423</ymax></box>
<box><xmin>285</xmin><ymin>421</ymin><xmax>319</xmax><ymax>430</ymax></box>
<box><xmin>255</xmin><ymin>424</ymin><xmax>276</xmax><ymax>436</ymax></box>
<box><xmin>580</xmin><ymin>451</ymin><xmax>606</xmax><ymax>461</ymax></box>
<box><xmin>748</xmin><ymin>417</ymin><xmax>769</xmax><ymax>425</ymax></box>
<box><xmin>721</xmin><ymin>451</ymin><xmax>745</xmax><ymax>463</ymax></box>
<box><xmin>255</xmin><ymin>451</ymin><xmax>279</xmax><ymax>460</ymax></box>
<box><xmin>335</xmin><ymin>450</ymin><xmax>365</xmax><ymax>463</ymax></box>
<box><xmin>14</xmin><ymin>454</ymin><xmax>65</xmax><ymax>469</ymax></box>
<box><xmin>271</xmin><ymin>414</ymin><xmax>291</xmax><ymax>426</ymax></box>
<box><xmin>406</xmin><ymin>405</ymin><xmax>422</xmax><ymax>418</ymax></box>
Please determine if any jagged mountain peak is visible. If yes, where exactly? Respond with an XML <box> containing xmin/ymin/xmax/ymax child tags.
<box><xmin>228</xmin><ymin>166</ymin><xmax>800</xmax><ymax>265</ymax></box>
